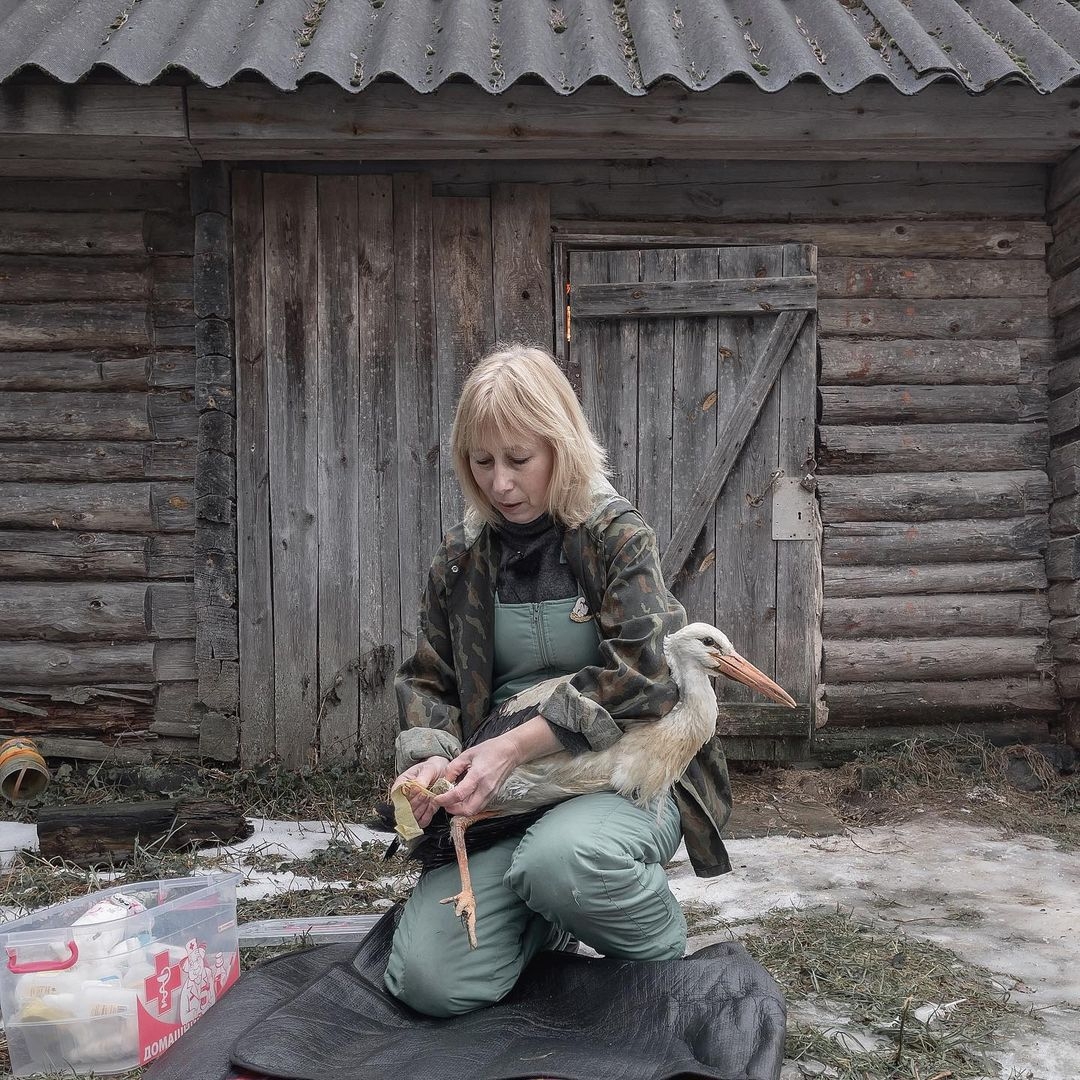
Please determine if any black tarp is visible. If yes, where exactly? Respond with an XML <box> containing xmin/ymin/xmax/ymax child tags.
<box><xmin>146</xmin><ymin>908</ymin><xmax>785</xmax><ymax>1080</ymax></box>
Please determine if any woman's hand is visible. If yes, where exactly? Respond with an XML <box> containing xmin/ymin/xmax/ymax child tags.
<box><xmin>391</xmin><ymin>756</ymin><xmax>451</xmax><ymax>829</ymax></box>
<box><xmin>434</xmin><ymin>716</ymin><xmax>563</xmax><ymax>818</ymax></box>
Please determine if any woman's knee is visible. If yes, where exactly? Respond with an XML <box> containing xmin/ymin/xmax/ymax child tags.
<box><xmin>384</xmin><ymin>944</ymin><xmax>508</xmax><ymax>1018</ymax></box>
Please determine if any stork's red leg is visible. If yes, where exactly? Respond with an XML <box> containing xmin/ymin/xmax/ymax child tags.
<box><xmin>439</xmin><ymin>812</ymin><xmax>495</xmax><ymax>949</ymax></box>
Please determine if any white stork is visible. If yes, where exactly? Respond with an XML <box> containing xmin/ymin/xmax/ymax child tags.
<box><xmin>395</xmin><ymin>623</ymin><xmax>796</xmax><ymax>947</ymax></box>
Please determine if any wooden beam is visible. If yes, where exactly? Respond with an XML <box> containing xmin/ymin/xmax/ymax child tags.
<box><xmin>187</xmin><ymin>82</ymin><xmax>1080</xmax><ymax>161</ymax></box>
<box><xmin>824</xmin><ymin>560</ymin><xmax>1047</xmax><ymax>598</ymax></box>
<box><xmin>573</xmin><ymin>276</ymin><xmax>816</xmax><ymax>318</ymax></box>
<box><xmin>819</xmin><ymin>340</ymin><xmax>1021</xmax><ymax>386</ymax></box>
<box><xmin>661</xmin><ymin>309</ymin><xmax>808</xmax><ymax>580</ymax></box>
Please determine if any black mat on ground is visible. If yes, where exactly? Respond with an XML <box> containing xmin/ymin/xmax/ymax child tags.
<box><xmin>149</xmin><ymin>907</ymin><xmax>786</xmax><ymax>1080</ymax></box>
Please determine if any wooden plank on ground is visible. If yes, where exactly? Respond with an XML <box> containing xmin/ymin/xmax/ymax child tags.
<box><xmin>818</xmin><ymin>423</ymin><xmax>1047</xmax><ymax>473</ymax></box>
<box><xmin>824</xmin><ymin>560</ymin><xmax>1047</xmax><ymax>598</ymax></box>
<box><xmin>817</xmin><ymin>471</ymin><xmax>1051</xmax><ymax>522</ymax></box>
<box><xmin>264</xmin><ymin>174</ymin><xmax>319</xmax><ymax>770</ymax></box>
<box><xmin>723</xmin><ymin>801</ymin><xmax>844</xmax><ymax>840</ymax></box>
<box><xmin>819</xmin><ymin>339</ymin><xmax>1021</xmax><ymax>386</ymax></box>
<box><xmin>824</xmin><ymin>636</ymin><xmax>1050</xmax><ymax>683</ymax></box>
<box><xmin>232</xmin><ymin>170</ymin><xmax>274</xmax><ymax>767</ymax></box>
<box><xmin>357</xmin><ymin>175</ymin><xmax>399</xmax><ymax>768</ymax></box>
<box><xmin>823</xmin><ymin>516</ymin><xmax>1047</xmax><ymax>565</ymax></box>
<box><xmin>492</xmin><ymin>184</ymin><xmax>553</xmax><ymax>351</ymax></box>
<box><xmin>433</xmin><ymin>196</ymin><xmax>495</xmax><ymax>532</ymax></box>
<box><xmin>316</xmin><ymin>176</ymin><xmax>360</xmax><ymax>765</ymax></box>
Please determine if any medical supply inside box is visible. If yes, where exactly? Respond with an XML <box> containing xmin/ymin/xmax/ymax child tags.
<box><xmin>0</xmin><ymin>874</ymin><xmax>240</xmax><ymax>1077</ymax></box>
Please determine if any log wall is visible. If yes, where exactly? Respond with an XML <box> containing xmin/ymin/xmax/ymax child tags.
<box><xmin>1046</xmin><ymin>151</ymin><xmax>1080</xmax><ymax>749</ymax></box>
<box><xmin>0</xmin><ymin>178</ymin><xmax>198</xmax><ymax>761</ymax></box>
<box><xmin>547</xmin><ymin>159</ymin><xmax>1058</xmax><ymax>758</ymax></box>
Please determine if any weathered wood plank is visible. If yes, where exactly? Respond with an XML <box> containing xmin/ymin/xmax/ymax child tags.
<box><xmin>265</xmin><ymin>173</ymin><xmax>320</xmax><ymax>769</ymax></box>
<box><xmin>555</xmin><ymin>220</ymin><xmax>1050</xmax><ymax>259</ymax></box>
<box><xmin>1050</xmin><ymin>616</ymin><xmax>1080</xmax><ymax>661</ymax></box>
<box><xmin>0</xmin><ymin>483</ymin><xmax>193</xmax><ymax>533</ymax></box>
<box><xmin>817</xmin><ymin>471</ymin><xmax>1051</xmax><ymax>522</ymax></box>
<box><xmin>0</xmin><ymin>349</ymin><xmax>193</xmax><ymax>392</ymax></box>
<box><xmin>823</xmin><ymin>516</ymin><xmax>1048</xmax><ymax>565</ymax></box>
<box><xmin>818</xmin><ymin>424</ymin><xmax>1048</xmax><ymax>473</ymax></box>
<box><xmin>1048</xmin><ymin>385</ymin><xmax>1080</xmax><ymax>438</ymax></box>
<box><xmin>813</xmin><ymin>719</ymin><xmax>1051</xmax><ymax>762</ymax></box>
<box><xmin>824</xmin><ymin>593</ymin><xmax>1048</xmax><ymax>640</ymax></box>
<box><xmin>356</xmin><ymin>174</ymin><xmax>399</xmax><ymax>768</ymax></box>
<box><xmin>232</xmin><ymin>170</ymin><xmax>274</xmax><ymax>766</ymax></box>
<box><xmin>824</xmin><ymin>636</ymin><xmax>1050</xmax><ymax>683</ymax></box>
<box><xmin>663</xmin><ymin>307</ymin><xmax>807</xmax><ymax>580</ymax></box>
<box><xmin>574</xmin><ymin>275</ymin><xmax>816</xmax><ymax>318</ymax></box>
<box><xmin>712</xmin><ymin>245</ymin><xmax>785</xmax><ymax>705</ymax></box>
<box><xmin>0</xmin><ymin>391</ymin><xmax>194</xmax><ymax>440</ymax></box>
<box><xmin>824</xmin><ymin>560</ymin><xmax>1047</xmax><ymax>598</ymax></box>
<box><xmin>1051</xmin><ymin>494</ymin><xmax>1080</xmax><ymax>536</ymax></box>
<box><xmin>635</xmin><ymin>249</ymin><xmax>675</xmax><ymax>551</ymax></box>
<box><xmin>666</xmin><ymin>247</ymin><xmax>716</xmax><ymax>610</ymax></box>
<box><xmin>0</xmin><ymin>642</ymin><xmax>155</xmax><ymax>684</ymax></box>
<box><xmin>0</xmin><ymin>180</ymin><xmax>186</xmax><ymax>213</ymax></box>
<box><xmin>1050</xmin><ymin>147</ymin><xmax>1080</xmax><ymax>212</ymax></box>
<box><xmin>316</xmin><ymin>175</ymin><xmax>360</xmax><ymax>764</ymax></box>
<box><xmin>1049</xmin><ymin>580</ymin><xmax>1080</xmax><ymax>617</ymax></box>
<box><xmin>1049</xmin><ymin>352</ymin><xmax>1080</xmax><ymax>399</ymax></box>
<box><xmin>715</xmin><ymin>704</ymin><xmax>812</xmax><ymax>739</ymax></box>
<box><xmin>0</xmin><ymin>256</ymin><xmax>149</xmax><ymax>302</ymax></box>
<box><xmin>433</xmin><ymin>196</ymin><xmax>494</xmax><ymax>532</ymax></box>
<box><xmin>0</xmin><ymin>440</ymin><xmax>193</xmax><ymax>482</ymax></box>
<box><xmin>0</xmin><ymin>530</ymin><xmax>149</xmax><ymax>580</ymax></box>
<box><xmin>818</xmin><ymin>299</ymin><xmax>1052</xmax><ymax>339</ymax></box>
<box><xmin>819</xmin><ymin>385</ymin><xmax>1024</xmax><ymax>424</ymax></box>
<box><xmin>394</xmin><ymin>173</ymin><xmax>437</xmax><ymax>659</ymax></box>
<box><xmin>818</xmin><ymin>258</ymin><xmax>1047</xmax><ymax>299</ymax></box>
<box><xmin>1049</xmin><ymin>262</ymin><xmax>1080</xmax><ymax>318</ymax></box>
<box><xmin>492</xmin><ymin>184</ymin><xmax>553</xmax><ymax>351</ymax></box>
<box><xmin>775</xmin><ymin>243</ymin><xmax>819</xmax><ymax>708</ymax></box>
<box><xmin>0</xmin><ymin>687</ymin><xmax>154</xmax><ymax>735</ymax></box>
<box><xmin>0</xmin><ymin>212</ymin><xmax>146</xmax><ymax>255</ymax></box>
<box><xmin>188</xmin><ymin>82</ymin><xmax>1074</xmax><ymax>163</ymax></box>
<box><xmin>819</xmin><ymin>340</ymin><xmax>1021</xmax><ymax>386</ymax></box>
<box><xmin>824</xmin><ymin>678</ymin><xmax>1059</xmax><ymax>724</ymax></box>
<box><xmin>0</xmin><ymin>303</ymin><xmax>150</xmax><ymax>349</ymax></box>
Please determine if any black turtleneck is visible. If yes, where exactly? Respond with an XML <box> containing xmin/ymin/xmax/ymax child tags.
<box><xmin>494</xmin><ymin>513</ymin><xmax>579</xmax><ymax>604</ymax></box>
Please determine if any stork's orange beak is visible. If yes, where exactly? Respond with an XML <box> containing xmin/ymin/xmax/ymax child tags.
<box><xmin>709</xmin><ymin>649</ymin><xmax>797</xmax><ymax>708</ymax></box>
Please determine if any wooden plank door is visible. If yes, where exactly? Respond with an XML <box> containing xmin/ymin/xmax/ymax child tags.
<box><xmin>568</xmin><ymin>244</ymin><xmax>820</xmax><ymax>758</ymax></box>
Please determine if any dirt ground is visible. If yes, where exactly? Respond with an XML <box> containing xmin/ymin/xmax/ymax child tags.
<box><xmin>0</xmin><ymin>740</ymin><xmax>1076</xmax><ymax>1080</ymax></box>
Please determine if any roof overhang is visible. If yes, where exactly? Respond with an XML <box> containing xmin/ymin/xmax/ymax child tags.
<box><xmin>3</xmin><ymin>78</ymin><xmax>1080</xmax><ymax>176</ymax></box>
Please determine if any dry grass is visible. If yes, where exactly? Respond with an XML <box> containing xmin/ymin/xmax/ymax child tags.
<box><xmin>732</xmin><ymin>738</ymin><xmax>1080</xmax><ymax>850</ymax></box>
<box><xmin>745</xmin><ymin>907</ymin><xmax>1020</xmax><ymax>1079</ymax></box>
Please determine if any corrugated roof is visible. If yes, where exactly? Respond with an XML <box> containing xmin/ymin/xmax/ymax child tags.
<box><xmin>2</xmin><ymin>0</ymin><xmax>1080</xmax><ymax>95</ymax></box>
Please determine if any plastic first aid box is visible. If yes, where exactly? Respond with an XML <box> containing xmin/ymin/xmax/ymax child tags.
<box><xmin>0</xmin><ymin>873</ymin><xmax>240</xmax><ymax>1077</ymax></box>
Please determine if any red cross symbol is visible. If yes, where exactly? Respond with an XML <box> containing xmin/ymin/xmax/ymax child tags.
<box><xmin>144</xmin><ymin>949</ymin><xmax>182</xmax><ymax>1016</ymax></box>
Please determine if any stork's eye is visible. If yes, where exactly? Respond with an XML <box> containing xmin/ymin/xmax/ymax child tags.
<box><xmin>701</xmin><ymin>636</ymin><xmax>716</xmax><ymax>647</ymax></box>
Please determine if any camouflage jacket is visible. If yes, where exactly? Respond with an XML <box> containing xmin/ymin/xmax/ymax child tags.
<box><xmin>395</xmin><ymin>478</ymin><xmax>733</xmax><ymax>877</ymax></box>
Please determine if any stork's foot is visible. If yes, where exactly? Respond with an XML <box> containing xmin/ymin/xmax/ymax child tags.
<box><xmin>439</xmin><ymin>887</ymin><xmax>478</xmax><ymax>950</ymax></box>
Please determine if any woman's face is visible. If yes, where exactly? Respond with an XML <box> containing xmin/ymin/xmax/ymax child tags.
<box><xmin>469</xmin><ymin>432</ymin><xmax>554</xmax><ymax>524</ymax></box>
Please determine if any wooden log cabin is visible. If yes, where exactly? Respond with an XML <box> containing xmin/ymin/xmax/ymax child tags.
<box><xmin>1</xmin><ymin>0</ymin><xmax>1080</xmax><ymax>771</ymax></box>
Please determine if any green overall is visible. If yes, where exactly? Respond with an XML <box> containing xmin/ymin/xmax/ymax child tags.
<box><xmin>384</xmin><ymin>595</ymin><xmax>687</xmax><ymax>1018</ymax></box>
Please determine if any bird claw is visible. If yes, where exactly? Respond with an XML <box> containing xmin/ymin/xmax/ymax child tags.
<box><xmin>440</xmin><ymin>890</ymin><xmax>478</xmax><ymax>950</ymax></box>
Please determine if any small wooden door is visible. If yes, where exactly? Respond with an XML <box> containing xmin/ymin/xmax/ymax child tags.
<box><xmin>565</xmin><ymin>244</ymin><xmax>820</xmax><ymax>758</ymax></box>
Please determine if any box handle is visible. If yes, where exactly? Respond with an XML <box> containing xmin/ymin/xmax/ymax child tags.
<box><xmin>7</xmin><ymin>940</ymin><xmax>79</xmax><ymax>974</ymax></box>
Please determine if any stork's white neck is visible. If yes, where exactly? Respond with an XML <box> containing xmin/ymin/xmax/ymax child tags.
<box><xmin>665</xmin><ymin>658</ymin><xmax>719</xmax><ymax>746</ymax></box>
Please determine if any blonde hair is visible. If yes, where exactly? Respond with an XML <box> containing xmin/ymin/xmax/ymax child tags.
<box><xmin>451</xmin><ymin>345</ymin><xmax>609</xmax><ymax>528</ymax></box>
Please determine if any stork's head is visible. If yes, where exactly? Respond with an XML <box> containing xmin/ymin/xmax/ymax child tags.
<box><xmin>664</xmin><ymin>623</ymin><xmax>797</xmax><ymax>707</ymax></box>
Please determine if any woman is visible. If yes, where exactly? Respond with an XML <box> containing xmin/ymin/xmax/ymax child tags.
<box><xmin>385</xmin><ymin>345</ymin><xmax>732</xmax><ymax>1018</ymax></box>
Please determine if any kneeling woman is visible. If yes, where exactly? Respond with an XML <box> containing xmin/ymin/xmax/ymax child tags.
<box><xmin>385</xmin><ymin>345</ymin><xmax>732</xmax><ymax>1017</ymax></box>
